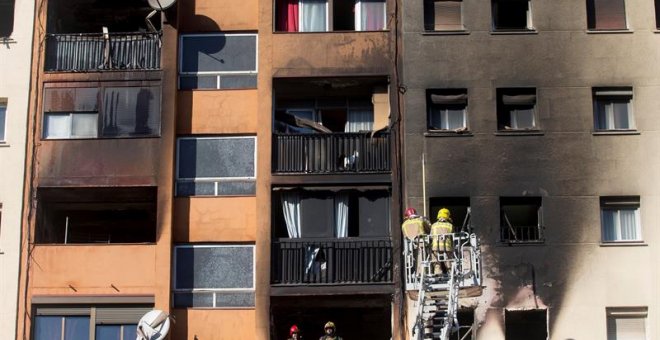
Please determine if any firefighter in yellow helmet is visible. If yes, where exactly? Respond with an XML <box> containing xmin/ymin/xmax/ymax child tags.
<box><xmin>430</xmin><ymin>208</ymin><xmax>454</xmax><ymax>275</ymax></box>
<box><xmin>319</xmin><ymin>321</ymin><xmax>343</xmax><ymax>340</ymax></box>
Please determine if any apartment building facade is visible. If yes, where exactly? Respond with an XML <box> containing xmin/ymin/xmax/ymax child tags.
<box><xmin>0</xmin><ymin>0</ymin><xmax>34</xmax><ymax>339</ymax></box>
<box><xmin>402</xmin><ymin>0</ymin><xmax>660</xmax><ymax>339</ymax></box>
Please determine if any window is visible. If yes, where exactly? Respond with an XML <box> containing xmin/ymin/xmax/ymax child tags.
<box><xmin>601</xmin><ymin>197</ymin><xmax>641</xmax><ymax>243</ymax></box>
<box><xmin>0</xmin><ymin>101</ymin><xmax>6</xmax><ymax>142</ymax></box>
<box><xmin>587</xmin><ymin>0</ymin><xmax>627</xmax><ymax>30</ymax></box>
<box><xmin>497</xmin><ymin>88</ymin><xmax>537</xmax><ymax>131</ymax></box>
<box><xmin>176</xmin><ymin>136</ymin><xmax>256</xmax><ymax>196</ymax></box>
<box><xmin>427</xmin><ymin>89</ymin><xmax>468</xmax><ymax>131</ymax></box>
<box><xmin>505</xmin><ymin>309</ymin><xmax>548</xmax><ymax>340</ymax></box>
<box><xmin>179</xmin><ymin>34</ymin><xmax>258</xmax><ymax>90</ymax></box>
<box><xmin>492</xmin><ymin>0</ymin><xmax>532</xmax><ymax>31</ymax></box>
<box><xmin>593</xmin><ymin>88</ymin><xmax>634</xmax><ymax>131</ymax></box>
<box><xmin>275</xmin><ymin>96</ymin><xmax>375</xmax><ymax>133</ymax></box>
<box><xmin>425</xmin><ymin>0</ymin><xmax>463</xmax><ymax>31</ymax></box>
<box><xmin>35</xmin><ymin>187</ymin><xmax>157</xmax><ymax>244</ymax></box>
<box><xmin>275</xmin><ymin>0</ymin><xmax>386</xmax><ymax>32</ymax></box>
<box><xmin>173</xmin><ymin>245</ymin><xmax>255</xmax><ymax>308</ymax></box>
<box><xmin>33</xmin><ymin>305</ymin><xmax>152</xmax><ymax>340</ymax></box>
<box><xmin>606</xmin><ymin>307</ymin><xmax>647</xmax><ymax>340</ymax></box>
<box><xmin>42</xmin><ymin>85</ymin><xmax>161</xmax><ymax>139</ymax></box>
<box><xmin>656</xmin><ymin>0</ymin><xmax>660</xmax><ymax>29</ymax></box>
<box><xmin>500</xmin><ymin>197</ymin><xmax>543</xmax><ymax>243</ymax></box>
<box><xmin>0</xmin><ymin>0</ymin><xmax>14</xmax><ymax>37</ymax></box>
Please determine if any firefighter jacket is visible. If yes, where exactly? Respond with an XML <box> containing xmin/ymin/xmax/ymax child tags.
<box><xmin>431</xmin><ymin>220</ymin><xmax>453</xmax><ymax>251</ymax></box>
<box><xmin>402</xmin><ymin>216</ymin><xmax>430</xmax><ymax>240</ymax></box>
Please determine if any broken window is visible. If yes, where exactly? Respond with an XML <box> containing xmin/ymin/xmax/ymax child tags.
<box><xmin>425</xmin><ymin>0</ymin><xmax>463</xmax><ymax>31</ymax></box>
<box><xmin>46</xmin><ymin>0</ymin><xmax>158</xmax><ymax>34</ymax></box>
<box><xmin>274</xmin><ymin>97</ymin><xmax>375</xmax><ymax>133</ymax></box>
<box><xmin>450</xmin><ymin>309</ymin><xmax>475</xmax><ymax>340</ymax></box>
<box><xmin>42</xmin><ymin>85</ymin><xmax>161</xmax><ymax>139</ymax></box>
<box><xmin>601</xmin><ymin>196</ymin><xmax>641</xmax><ymax>243</ymax></box>
<box><xmin>275</xmin><ymin>0</ymin><xmax>386</xmax><ymax>32</ymax></box>
<box><xmin>500</xmin><ymin>197</ymin><xmax>543</xmax><ymax>243</ymax></box>
<box><xmin>35</xmin><ymin>187</ymin><xmax>157</xmax><ymax>244</ymax></box>
<box><xmin>0</xmin><ymin>0</ymin><xmax>15</xmax><ymax>37</ymax></box>
<box><xmin>492</xmin><ymin>0</ymin><xmax>532</xmax><ymax>30</ymax></box>
<box><xmin>427</xmin><ymin>89</ymin><xmax>468</xmax><ymax>132</ymax></box>
<box><xmin>176</xmin><ymin>136</ymin><xmax>256</xmax><ymax>196</ymax></box>
<box><xmin>587</xmin><ymin>0</ymin><xmax>627</xmax><ymax>30</ymax></box>
<box><xmin>173</xmin><ymin>244</ymin><xmax>255</xmax><ymax>308</ymax></box>
<box><xmin>505</xmin><ymin>309</ymin><xmax>548</xmax><ymax>340</ymax></box>
<box><xmin>606</xmin><ymin>307</ymin><xmax>647</xmax><ymax>340</ymax></box>
<box><xmin>429</xmin><ymin>197</ymin><xmax>470</xmax><ymax>232</ymax></box>
<box><xmin>497</xmin><ymin>88</ymin><xmax>538</xmax><ymax>131</ymax></box>
<box><xmin>593</xmin><ymin>87</ymin><xmax>634</xmax><ymax>131</ymax></box>
<box><xmin>179</xmin><ymin>34</ymin><xmax>258</xmax><ymax>90</ymax></box>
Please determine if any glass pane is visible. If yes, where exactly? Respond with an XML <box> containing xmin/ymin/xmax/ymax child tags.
<box><xmin>175</xmin><ymin>246</ymin><xmax>254</xmax><ymax>289</ymax></box>
<box><xmin>602</xmin><ymin>210</ymin><xmax>616</xmax><ymax>241</ymax></box>
<box><xmin>360</xmin><ymin>0</ymin><xmax>386</xmax><ymax>30</ymax></box>
<box><xmin>44</xmin><ymin>113</ymin><xmax>71</xmax><ymax>139</ymax></box>
<box><xmin>96</xmin><ymin>325</ymin><xmax>121</xmax><ymax>340</ymax></box>
<box><xmin>0</xmin><ymin>105</ymin><xmax>6</xmax><ymax>141</ymax></box>
<box><xmin>300</xmin><ymin>0</ymin><xmax>327</xmax><ymax>32</ymax></box>
<box><xmin>63</xmin><ymin>316</ymin><xmax>90</xmax><ymax>340</ymax></box>
<box><xmin>595</xmin><ymin>101</ymin><xmax>609</xmax><ymax>130</ymax></box>
<box><xmin>612</xmin><ymin>101</ymin><xmax>630</xmax><ymax>129</ymax></box>
<box><xmin>445</xmin><ymin>108</ymin><xmax>466</xmax><ymax>129</ymax></box>
<box><xmin>180</xmin><ymin>35</ymin><xmax>257</xmax><ymax>73</ymax></box>
<box><xmin>177</xmin><ymin>138</ymin><xmax>256</xmax><ymax>179</ymax></box>
<box><xmin>102</xmin><ymin>87</ymin><xmax>161</xmax><ymax>137</ymax></box>
<box><xmin>34</xmin><ymin>316</ymin><xmax>62</xmax><ymax>340</ymax></box>
<box><xmin>510</xmin><ymin>108</ymin><xmax>535</xmax><ymax>129</ymax></box>
<box><xmin>619</xmin><ymin>209</ymin><xmax>638</xmax><ymax>240</ymax></box>
<box><xmin>122</xmin><ymin>325</ymin><xmax>138</xmax><ymax>340</ymax></box>
<box><xmin>71</xmin><ymin>113</ymin><xmax>98</xmax><ymax>138</ymax></box>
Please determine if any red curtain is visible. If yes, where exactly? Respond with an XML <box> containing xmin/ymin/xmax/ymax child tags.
<box><xmin>277</xmin><ymin>0</ymin><xmax>299</xmax><ymax>32</ymax></box>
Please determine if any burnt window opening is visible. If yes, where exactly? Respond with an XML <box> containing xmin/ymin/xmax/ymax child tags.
<box><xmin>500</xmin><ymin>197</ymin><xmax>543</xmax><ymax>243</ymax></box>
<box><xmin>36</xmin><ymin>187</ymin><xmax>157</xmax><ymax>244</ymax></box>
<box><xmin>450</xmin><ymin>309</ymin><xmax>475</xmax><ymax>340</ymax></box>
<box><xmin>0</xmin><ymin>0</ymin><xmax>15</xmax><ymax>37</ymax></box>
<box><xmin>429</xmin><ymin>197</ymin><xmax>470</xmax><ymax>232</ymax></box>
<box><xmin>505</xmin><ymin>309</ymin><xmax>548</xmax><ymax>340</ymax></box>
<box><xmin>272</xmin><ymin>189</ymin><xmax>391</xmax><ymax>239</ymax></box>
<box><xmin>492</xmin><ymin>0</ymin><xmax>532</xmax><ymax>31</ymax></box>
<box><xmin>47</xmin><ymin>0</ymin><xmax>160</xmax><ymax>34</ymax></box>
<box><xmin>497</xmin><ymin>88</ymin><xmax>538</xmax><ymax>131</ymax></box>
<box><xmin>587</xmin><ymin>0</ymin><xmax>627</xmax><ymax>30</ymax></box>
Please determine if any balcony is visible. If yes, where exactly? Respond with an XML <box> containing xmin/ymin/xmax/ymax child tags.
<box><xmin>45</xmin><ymin>32</ymin><xmax>161</xmax><ymax>72</ymax></box>
<box><xmin>273</xmin><ymin>131</ymin><xmax>390</xmax><ymax>174</ymax></box>
<box><xmin>271</xmin><ymin>237</ymin><xmax>393</xmax><ymax>285</ymax></box>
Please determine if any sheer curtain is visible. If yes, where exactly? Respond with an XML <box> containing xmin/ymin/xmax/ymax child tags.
<box><xmin>345</xmin><ymin>109</ymin><xmax>374</xmax><ymax>132</ymax></box>
<box><xmin>282</xmin><ymin>192</ymin><xmax>302</xmax><ymax>238</ymax></box>
<box><xmin>300</xmin><ymin>0</ymin><xmax>327</xmax><ymax>32</ymax></box>
<box><xmin>359</xmin><ymin>0</ymin><xmax>386</xmax><ymax>31</ymax></box>
<box><xmin>619</xmin><ymin>209</ymin><xmax>638</xmax><ymax>240</ymax></box>
<box><xmin>334</xmin><ymin>192</ymin><xmax>349</xmax><ymax>238</ymax></box>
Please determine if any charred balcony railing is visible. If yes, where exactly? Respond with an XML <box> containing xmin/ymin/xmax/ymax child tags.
<box><xmin>45</xmin><ymin>32</ymin><xmax>161</xmax><ymax>72</ymax></box>
<box><xmin>271</xmin><ymin>237</ymin><xmax>393</xmax><ymax>285</ymax></box>
<box><xmin>273</xmin><ymin>132</ymin><xmax>390</xmax><ymax>174</ymax></box>
<box><xmin>500</xmin><ymin>224</ymin><xmax>544</xmax><ymax>243</ymax></box>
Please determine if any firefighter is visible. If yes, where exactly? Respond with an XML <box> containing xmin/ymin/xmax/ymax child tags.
<box><xmin>288</xmin><ymin>325</ymin><xmax>302</xmax><ymax>340</ymax></box>
<box><xmin>401</xmin><ymin>207</ymin><xmax>431</xmax><ymax>276</ymax></box>
<box><xmin>319</xmin><ymin>321</ymin><xmax>343</xmax><ymax>340</ymax></box>
<box><xmin>430</xmin><ymin>208</ymin><xmax>454</xmax><ymax>275</ymax></box>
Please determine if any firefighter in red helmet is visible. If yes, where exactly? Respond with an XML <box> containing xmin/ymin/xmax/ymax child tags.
<box><xmin>288</xmin><ymin>324</ymin><xmax>302</xmax><ymax>340</ymax></box>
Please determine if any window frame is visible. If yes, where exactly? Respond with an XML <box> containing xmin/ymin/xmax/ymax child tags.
<box><xmin>427</xmin><ymin>89</ymin><xmax>469</xmax><ymax>132</ymax></box>
<box><xmin>496</xmin><ymin>88</ymin><xmax>539</xmax><ymax>132</ymax></box>
<box><xmin>178</xmin><ymin>33</ymin><xmax>258</xmax><ymax>90</ymax></box>
<box><xmin>354</xmin><ymin>0</ymin><xmax>388</xmax><ymax>31</ymax></box>
<box><xmin>172</xmin><ymin>244</ymin><xmax>256</xmax><ymax>309</ymax></box>
<box><xmin>0</xmin><ymin>100</ymin><xmax>6</xmax><ymax>143</ymax></box>
<box><xmin>606</xmin><ymin>307</ymin><xmax>648</xmax><ymax>340</ymax></box>
<box><xmin>491</xmin><ymin>0</ymin><xmax>534</xmax><ymax>31</ymax></box>
<box><xmin>42</xmin><ymin>112</ymin><xmax>99</xmax><ymax>140</ymax></box>
<box><xmin>600</xmin><ymin>197</ymin><xmax>642</xmax><ymax>243</ymax></box>
<box><xmin>0</xmin><ymin>0</ymin><xmax>15</xmax><ymax>38</ymax></box>
<box><xmin>587</xmin><ymin>0</ymin><xmax>629</xmax><ymax>31</ymax></box>
<box><xmin>504</xmin><ymin>308</ymin><xmax>549</xmax><ymax>340</ymax></box>
<box><xmin>593</xmin><ymin>88</ymin><xmax>635</xmax><ymax>132</ymax></box>
<box><xmin>499</xmin><ymin>197</ymin><xmax>544</xmax><ymax>244</ymax></box>
<box><xmin>426</xmin><ymin>0</ymin><xmax>464</xmax><ymax>31</ymax></box>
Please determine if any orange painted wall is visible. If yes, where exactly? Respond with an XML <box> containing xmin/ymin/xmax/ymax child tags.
<box><xmin>171</xmin><ymin>309</ymin><xmax>256</xmax><ymax>340</ymax></box>
<box><xmin>177</xmin><ymin>90</ymin><xmax>259</xmax><ymax>135</ymax></box>
<box><xmin>29</xmin><ymin>245</ymin><xmax>156</xmax><ymax>295</ymax></box>
<box><xmin>173</xmin><ymin>197</ymin><xmax>257</xmax><ymax>242</ymax></box>
<box><xmin>179</xmin><ymin>0</ymin><xmax>258</xmax><ymax>32</ymax></box>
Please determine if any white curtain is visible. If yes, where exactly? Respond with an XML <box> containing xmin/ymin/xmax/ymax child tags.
<box><xmin>619</xmin><ymin>209</ymin><xmax>637</xmax><ymax>240</ymax></box>
<box><xmin>300</xmin><ymin>0</ymin><xmax>326</xmax><ymax>32</ymax></box>
<box><xmin>359</xmin><ymin>0</ymin><xmax>386</xmax><ymax>31</ymax></box>
<box><xmin>282</xmin><ymin>192</ymin><xmax>302</xmax><ymax>238</ymax></box>
<box><xmin>334</xmin><ymin>192</ymin><xmax>349</xmax><ymax>238</ymax></box>
<box><xmin>345</xmin><ymin>109</ymin><xmax>374</xmax><ymax>132</ymax></box>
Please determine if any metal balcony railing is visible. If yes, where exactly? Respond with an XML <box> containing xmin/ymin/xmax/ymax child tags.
<box><xmin>273</xmin><ymin>132</ymin><xmax>391</xmax><ymax>174</ymax></box>
<box><xmin>500</xmin><ymin>224</ymin><xmax>544</xmax><ymax>243</ymax></box>
<box><xmin>271</xmin><ymin>237</ymin><xmax>393</xmax><ymax>285</ymax></box>
<box><xmin>45</xmin><ymin>32</ymin><xmax>161</xmax><ymax>72</ymax></box>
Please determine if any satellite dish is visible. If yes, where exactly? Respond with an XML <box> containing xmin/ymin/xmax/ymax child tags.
<box><xmin>136</xmin><ymin>310</ymin><xmax>171</xmax><ymax>340</ymax></box>
<box><xmin>145</xmin><ymin>0</ymin><xmax>177</xmax><ymax>32</ymax></box>
<box><xmin>147</xmin><ymin>0</ymin><xmax>177</xmax><ymax>11</ymax></box>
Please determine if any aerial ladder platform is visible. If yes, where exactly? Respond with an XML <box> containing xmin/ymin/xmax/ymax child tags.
<box><xmin>404</xmin><ymin>210</ymin><xmax>483</xmax><ymax>340</ymax></box>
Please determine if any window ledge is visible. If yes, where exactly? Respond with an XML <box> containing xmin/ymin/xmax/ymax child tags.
<box><xmin>592</xmin><ymin>130</ymin><xmax>640</xmax><ymax>136</ymax></box>
<box><xmin>654</xmin><ymin>30</ymin><xmax>660</xmax><ymax>33</ymax></box>
<box><xmin>0</xmin><ymin>142</ymin><xmax>9</xmax><ymax>147</ymax></box>
<box><xmin>494</xmin><ymin>130</ymin><xmax>544</xmax><ymax>136</ymax></box>
<box><xmin>425</xmin><ymin>130</ymin><xmax>472</xmax><ymax>137</ymax></box>
<box><xmin>586</xmin><ymin>29</ymin><xmax>633</xmax><ymax>34</ymax></box>
<box><xmin>600</xmin><ymin>242</ymin><xmax>647</xmax><ymax>247</ymax></box>
<box><xmin>490</xmin><ymin>29</ymin><xmax>538</xmax><ymax>35</ymax></box>
<box><xmin>422</xmin><ymin>30</ymin><xmax>470</xmax><ymax>36</ymax></box>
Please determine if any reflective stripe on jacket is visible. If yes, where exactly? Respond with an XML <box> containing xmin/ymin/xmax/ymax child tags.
<box><xmin>430</xmin><ymin>221</ymin><xmax>453</xmax><ymax>250</ymax></box>
<box><xmin>402</xmin><ymin>217</ymin><xmax>429</xmax><ymax>240</ymax></box>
